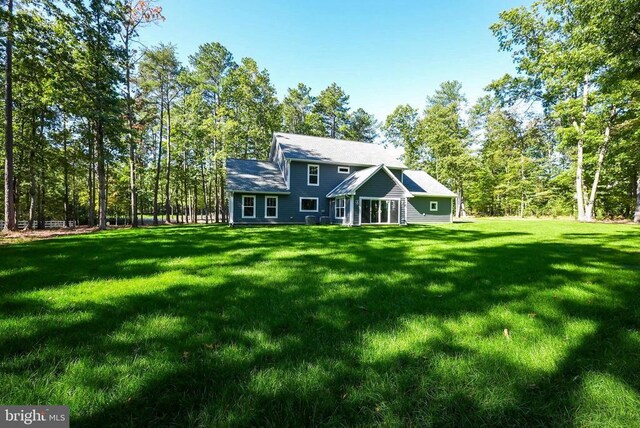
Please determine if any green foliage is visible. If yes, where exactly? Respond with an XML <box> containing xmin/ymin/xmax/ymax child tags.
<box><xmin>281</xmin><ymin>83</ymin><xmax>324</xmax><ymax>136</ymax></box>
<box><xmin>382</xmin><ymin>104</ymin><xmax>419</xmax><ymax>167</ymax></box>
<box><xmin>341</xmin><ymin>108</ymin><xmax>378</xmax><ymax>143</ymax></box>
<box><xmin>314</xmin><ymin>82</ymin><xmax>350</xmax><ymax>138</ymax></box>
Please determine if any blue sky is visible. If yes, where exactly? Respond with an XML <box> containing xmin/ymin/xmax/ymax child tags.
<box><xmin>139</xmin><ymin>0</ymin><xmax>530</xmax><ymax>122</ymax></box>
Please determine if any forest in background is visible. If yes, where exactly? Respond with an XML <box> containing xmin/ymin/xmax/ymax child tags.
<box><xmin>1</xmin><ymin>0</ymin><xmax>639</xmax><ymax>230</ymax></box>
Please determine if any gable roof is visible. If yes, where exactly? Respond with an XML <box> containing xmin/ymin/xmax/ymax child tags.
<box><xmin>226</xmin><ymin>159</ymin><xmax>289</xmax><ymax>194</ymax></box>
<box><xmin>326</xmin><ymin>164</ymin><xmax>412</xmax><ymax>198</ymax></box>
<box><xmin>402</xmin><ymin>170</ymin><xmax>457</xmax><ymax>197</ymax></box>
<box><xmin>273</xmin><ymin>133</ymin><xmax>407</xmax><ymax>169</ymax></box>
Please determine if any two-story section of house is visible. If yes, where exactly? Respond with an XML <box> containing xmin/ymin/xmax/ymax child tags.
<box><xmin>226</xmin><ymin>133</ymin><xmax>457</xmax><ymax>226</ymax></box>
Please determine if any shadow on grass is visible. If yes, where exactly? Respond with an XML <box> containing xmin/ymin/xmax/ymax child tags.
<box><xmin>1</xmin><ymin>223</ymin><xmax>639</xmax><ymax>426</ymax></box>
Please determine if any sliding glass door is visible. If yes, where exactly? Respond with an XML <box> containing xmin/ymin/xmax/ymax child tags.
<box><xmin>360</xmin><ymin>199</ymin><xmax>399</xmax><ymax>224</ymax></box>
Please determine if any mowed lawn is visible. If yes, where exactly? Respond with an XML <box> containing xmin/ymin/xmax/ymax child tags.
<box><xmin>1</xmin><ymin>221</ymin><xmax>639</xmax><ymax>427</ymax></box>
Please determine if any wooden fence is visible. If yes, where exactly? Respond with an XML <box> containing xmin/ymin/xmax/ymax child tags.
<box><xmin>0</xmin><ymin>220</ymin><xmax>76</xmax><ymax>229</ymax></box>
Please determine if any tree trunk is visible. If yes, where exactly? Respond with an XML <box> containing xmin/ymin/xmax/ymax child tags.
<box><xmin>165</xmin><ymin>104</ymin><xmax>172</xmax><ymax>223</ymax></box>
<box><xmin>183</xmin><ymin>151</ymin><xmax>188</xmax><ymax>223</ymax></box>
<box><xmin>96</xmin><ymin>120</ymin><xmax>107</xmax><ymax>230</ymax></box>
<box><xmin>455</xmin><ymin>184</ymin><xmax>466</xmax><ymax>218</ymax></box>
<box><xmin>584</xmin><ymin>107</ymin><xmax>615</xmax><ymax>222</ymax></box>
<box><xmin>519</xmin><ymin>155</ymin><xmax>525</xmax><ymax>218</ymax></box>
<box><xmin>88</xmin><ymin>132</ymin><xmax>95</xmax><ymax>227</ymax></box>
<box><xmin>221</xmin><ymin>176</ymin><xmax>226</xmax><ymax>222</ymax></box>
<box><xmin>26</xmin><ymin>148</ymin><xmax>36</xmax><ymax>230</ymax></box>
<box><xmin>200</xmin><ymin>163</ymin><xmax>209</xmax><ymax>224</ymax></box>
<box><xmin>574</xmin><ymin>74</ymin><xmax>590</xmax><ymax>221</ymax></box>
<box><xmin>37</xmin><ymin>171</ymin><xmax>45</xmax><ymax>230</ymax></box>
<box><xmin>634</xmin><ymin>171</ymin><xmax>640</xmax><ymax>223</ymax></box>
<box><xmin>208</xmin><ymin>176</ymin><xmax>214</xmax><ymax>223</ymax></box>
<box><xmin>124</xmin><ymin>34</ymin><xmax>138</xmax><ymax>228</ymax></box>
<box><xmin>63</xmin><ymin>117</ymin><xmax>70</xmax><ymax>227</ymax></box>
<box><xmin>214</xmin><ymin>168</ymin><xmax>220</xmax><ymax>223</ymax></box>
<box><xmin>3</xmin><ymin>0</ymin><xmax>15</xmax><ymax>231</ymax></box>
<box><xmin>153</xmin><ymin>101</ymin><xmax>164</xmax><ymax>225</ymax></box>
<box><xmin>193</xmin><ymin>184</ymin><xmax>198</xmax><ymax>223</ymax></box>
<box><xmin>331</xmin><ymin>114</ymin><xmax>336</xmax><ymax>138</ymax></box>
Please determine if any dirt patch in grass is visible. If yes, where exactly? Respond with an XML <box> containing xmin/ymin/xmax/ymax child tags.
<box><xmin>0</xmin><ymin>227</ymin><xmax>99</xmax><ymax>244</ymax></box>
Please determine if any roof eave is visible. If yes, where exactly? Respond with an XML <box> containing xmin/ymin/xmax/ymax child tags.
<box><xmin>285</xmin><ymin>158</ymin><xmax>406</xmax><ymax>169</ymax></box>
<box><xmin>227</xmin><ymin>189</ymin><xmax>291</xmax><ymax>195</ymax></box>
<box><xmin>411</xmin><ymin>192</ymin><xmax>457</xmax><ymax>197</ymax></box>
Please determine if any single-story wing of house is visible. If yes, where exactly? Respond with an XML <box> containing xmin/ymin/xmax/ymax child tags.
<box><xmin>225</xmin><ymin>133</ymin><xmax>457</xmax><ymax>225</ymax></box>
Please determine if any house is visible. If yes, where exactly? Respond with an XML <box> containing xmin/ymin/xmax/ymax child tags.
<box><xmin>225</xmin><ymin>133</ymin><xmax>457</xmax><ymax>225</ymax></box>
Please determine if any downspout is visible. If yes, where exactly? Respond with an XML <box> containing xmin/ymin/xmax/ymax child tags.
<box><xmin>229</xmin><ymin>192</ymin><xmax>234</xmax><ymax>226</ymax></box>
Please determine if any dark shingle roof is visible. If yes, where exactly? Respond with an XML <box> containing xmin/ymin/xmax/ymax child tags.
<box><xmin>402</xmin><ymin>170</ymin><xmax>456</xmax><ymax>197</ymax></box>
<box><xmin>226</xmin><ymin>159</ymin><xmax>289</xmax><ymax>193</ymax></box>
<box><xmin>274</xmin><ymin>133</ymin><xmax>406</xmax><ymax>169</ymax></box>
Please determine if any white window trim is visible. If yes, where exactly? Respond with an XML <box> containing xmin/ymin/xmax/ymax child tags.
<box><xmin>307</xmin><ymin>164</ymin><xmax>320</xmax><ymax>186</ymax></box>
<box><xmin>299</xmin><ymin>197</ymin><xmax>319</xmax><ymax>212</ymax></box>
<box><xmin>337</xmin><ymin>166</ymin><xmax>350</xmax><ymax>174</ymax></box>
<box><xmin>242</xmin><ymin>195</ymin><xmax>256</xmax><ymax>218</ymax></box>
<box><xmin>264</xmin><ymin>196</ymin><xmax>278</xmax><ymax>218</ymax></box>
<box><xmin>430</xmin><ymin>201</ymin><xmax>438</xmax><ymax>212</ymax></box>
<box><xmin>335</xmin><ymin>198</ymin><xmax>345</xmax><ymax>219</ymax></box>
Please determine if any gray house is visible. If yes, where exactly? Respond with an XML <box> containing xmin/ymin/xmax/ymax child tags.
<box><xmin>226</xmin><ymin>133</ymin><xmax>456</xmax><ymax>225</ymax></box>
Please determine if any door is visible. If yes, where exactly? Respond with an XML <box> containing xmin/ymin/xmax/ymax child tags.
<box><xmin>360</xmin><ymin>199</ymin><xmax>399</xmax><ymax>224</ymax></box>
<box><xmin>361</xmin><ymin>199</ymin><xmax>371</xmax><ymax>224</ymax></box>
<box><xmin>389</xmin><ymin>200</ymin><xmax>399</xmax><ymax>223</ymax></box>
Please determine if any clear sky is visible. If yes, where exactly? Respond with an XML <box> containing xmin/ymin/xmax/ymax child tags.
<box><xmin>139</xmin><ymin>0</ymin><xmax>530</xmax><ymax>123</ymax></box>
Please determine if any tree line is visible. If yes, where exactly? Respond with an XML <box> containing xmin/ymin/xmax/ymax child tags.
<box><xmin>2</xmin><ymin>0</ymin><xmax>639</xmax><ymax>231</ymax></box>
<box><xmin>0</xmin><ymin>0</ymin><xmax>379</xmax><ymax>231</ymax></box>
<box><xmin>384</xmin><ymin>0</ymin><xmax>639</xmax><ymax>221</ymax></box>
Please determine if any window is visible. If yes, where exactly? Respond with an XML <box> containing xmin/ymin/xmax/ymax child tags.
<box><xmin>335</xmin><ymin>198</ymin><xmax>345</xmax><ymax>218</ymax></box>
<box><xmin>337</xmin><ymin>166</ymin><xmax>350</xmax><ymax>174</ymax></box>
<box><xmin>300</xmin><ymin>197</ymin><xmax>319</xmax><ymax>212</ymax></box>
<box><xmin>265</xmin><ymin>196</ymin><xmax>278</xmax><ymax>218</ymax></box>
<box><xmin>430</xmin><ymin>201</ymin><xmax>438</xmax><ymax>211</ymax></box>
<box><xmin>242</xmin><ymin>196</ymin><xmax>256</xmax><ymax>218</ymax></box>
<box><xmin>307</xmin><ymin>164</ymin><xmax>319</xmax><ymax>186</ymax></box>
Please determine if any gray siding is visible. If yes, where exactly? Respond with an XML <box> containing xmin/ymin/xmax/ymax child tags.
<box><xmin>231</xmin><ymin>161</ymin><xmax>366</xmax><ymax>224</ymax></box>
<box><xmin>389</xmin><ymin>168</ymin><xmax>403</xmax><ymax>182</ymax></box>
<box><xmin>353</xmin><ymin>169</ymin><xmax>407</xmax><ymax>226</ymax></box>
<box><xmin>406</xmin><ymin>196</ymin><xmax>453</xmax><ymax>223</ymax></box>
<box><xmin>270</xmin><ymin>143</ymin><xmax>289</xmax><ymax>188</ymax></box>
<box><xmin>355</xmin><ymin>169</ymin><xmax>406</xmax><ymax>199</ymax></box>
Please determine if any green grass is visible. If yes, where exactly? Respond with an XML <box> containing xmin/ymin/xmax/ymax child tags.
<box><xmin>1</xmin><ymin>220</ymin><xmax>639</xmax><ymax>427</ymax></box>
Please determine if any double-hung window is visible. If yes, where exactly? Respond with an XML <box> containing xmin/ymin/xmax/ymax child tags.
<box><xmin>335</xmin><ymin>198</ymin><xmax>345</xmax><ymax>218</ymax></box>
<box><xmin>430</xmin><ymin>201</ymin><xmax>438</xmax><ymax>211</ymax></box>
<box><xmin>242</xmin><ymin>196</ymin><xmax>256</xmax><ymax>218</ymax></box>
<box><xmin>265</xmin><ymin>196</ymin><xmax>278</xmax><ymax>218</ymax></box>
<box><xmin>307</xmin><ymin>164</ymin><xmax>319</xmax><ymax>186</ymax></box>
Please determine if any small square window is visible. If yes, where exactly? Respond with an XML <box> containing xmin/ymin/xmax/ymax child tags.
<box><xmin>430</xmin><ymin>201</ymin><xmax>438</xmax><ymax>211</ymax></box>
<box><xmin>337</xmin><ymin>166</ymin><xmax>350</xmax><ymax>174</ymax></box>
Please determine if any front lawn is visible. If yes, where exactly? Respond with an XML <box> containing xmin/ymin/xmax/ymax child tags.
<box><xmin>1</xmin><ymin>221</ymin><xmax>639</xmax><ymax>426</ymax></box>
